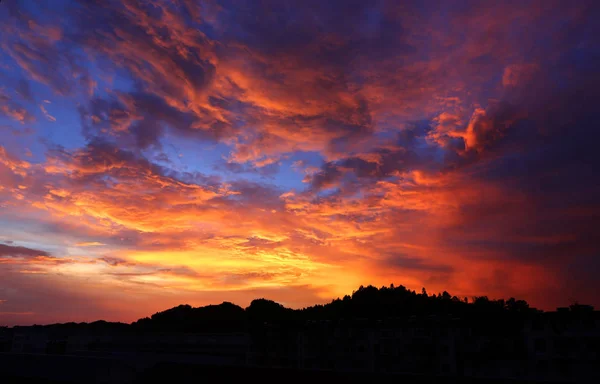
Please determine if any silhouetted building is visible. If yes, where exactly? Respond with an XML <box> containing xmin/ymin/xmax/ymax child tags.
<box><xmin>4</xmin><ymin>293</ymin><xmax>600</xmax><ymax>383</ymax></box>
<box><xmin>11</xmin><ymin>327</ymin><xmax>48</xmax><ymax>354</ymax></box>
<box><xmin>299</xmin><ymin>316</ymin><xmax>458</xmax><ymax>375</ymax></box>
<box><xmin>248</xmin><ymin>323</ymin><xmax>298</xmax><ymax>368</ymax></box>
<box><xmin>524</xmin><ymin>307</ymin><xmax>600</xmax><ymax>382</ymax></box>
<box><xmin>0</xmin><ymin>326</ymin><xmax>12</xmax><ymax>352</ymax></box>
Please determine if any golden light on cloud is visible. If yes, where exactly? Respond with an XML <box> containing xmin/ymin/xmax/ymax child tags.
<box><xmin>75</xmin><ymin>242</ymin><xmax>105</xmax><ymax>247</ymax></box>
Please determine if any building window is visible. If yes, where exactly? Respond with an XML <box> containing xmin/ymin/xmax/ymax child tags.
<box><xmin>532</xmin><ymin>319</ymin><xmax>544</xmax><ymax>331</ymax></box>
<box><xmin>534</xmin><ymin>338</ymin><xmax>547</xmax><ymax>353</ymax></box>
<box><xmin>536</xmin><ymin>360</ymin><xmax>549</xmax><ymax>375</ymax></box>
<box><xmin>440</xmin><ymin>344</ymin><xmax>449</xmax><ymax>356</ymax></box>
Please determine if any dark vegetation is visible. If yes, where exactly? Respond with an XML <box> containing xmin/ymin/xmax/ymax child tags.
<box><xmin>133</xmin><ymin>284</ymin><xmax>540</xmax><ymax>332</ymax></box>
<box><xmin>11</xmin><ymin>284</ymin><xmax>566</xmax><ymax>332</ymax></box>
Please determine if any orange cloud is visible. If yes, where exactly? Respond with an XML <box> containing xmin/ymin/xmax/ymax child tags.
<box><xmin>0</xmin><ymin>0</ymin><xmax>598</xmax><ymax>325</ymax></box>
<box><xmin>75</xmin><ymin>242</ymin><xmax>105</xmax><ymax>247</ymax></box>
<box><xmin>503</xmin><ymin>63</ymin><xmax>539</xmax><ymax>88</ymax></box>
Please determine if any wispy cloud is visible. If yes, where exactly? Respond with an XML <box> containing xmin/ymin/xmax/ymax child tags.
<box><xmin>75</xmin><ymin>242</ymin><xmax>105</xmax><ymax>247</ymax></box>
<box><xmin>39</xmin><ymin>102</ymin><xmax>56</xmax><ymax>122</ymax></box>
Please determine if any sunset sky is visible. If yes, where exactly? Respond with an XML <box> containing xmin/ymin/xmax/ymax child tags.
<box><xmin>1</xmin><ymin>0</ymin><xmax>599</xmax><ymax>325</ymax></box>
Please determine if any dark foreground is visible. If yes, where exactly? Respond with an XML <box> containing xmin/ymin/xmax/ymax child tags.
<box><xmin>1</xmin><ymin>353</ymin><xmax>567</xmax><ymax>384</ymax></box>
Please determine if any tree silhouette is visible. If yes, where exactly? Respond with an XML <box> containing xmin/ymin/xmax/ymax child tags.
<box><xmin>246</xmin><ymin>298</ymin><xmax>294</xmax><ymax>324</ymax></box>
<box><xmin>16</xmin><ymin>284</ymin><xmax>562</xmax><ymax>334</ymax></box>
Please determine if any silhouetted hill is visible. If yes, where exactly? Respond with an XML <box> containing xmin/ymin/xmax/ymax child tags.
<box><xmin>122</xmin><ymin>284</ymin><xmax>546</xmax><ymax>333</ymax></box>
<box><xmin>7</xmin><ymin>284</ymin><xmax>594</xmax><ymax>332</ymax></box>
<box><xmin>247</xmin><ymin>298</ymin><xmax>295</xmax><ymax>323</ymax></box>
<box><xmin>12</xmin><ymin>321</ymin><xmax>130</xmax><ymax>333</ymax></box>
<box><xmin>132</xmin><ymin>302</ymin><xmax>246</xmax><ymax>332</ymax></box>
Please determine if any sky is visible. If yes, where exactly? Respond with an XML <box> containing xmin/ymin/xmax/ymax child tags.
<box><xmin>0</xmin><ymin>0</ymin><xmax>599</xmax><ymax>326</ymax></box>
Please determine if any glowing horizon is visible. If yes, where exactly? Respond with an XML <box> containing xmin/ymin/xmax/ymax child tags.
<box><xmin>1</xmin><ymin>0</ymin><xmax>599</xmax><ymax>326</ymax></box>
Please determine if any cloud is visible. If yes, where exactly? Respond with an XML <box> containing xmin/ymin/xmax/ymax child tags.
<box><xmin>98</xmin><ymin>256</ymin><xmax>132</xmax><ymax>267</ymax></box>
<box><xmin>502</xmin><ymin>63</ymin><xmax>539</xmax><ymax>87</ymax></box>
<box><xmin>39</xmin><ymin>102</ymin><xmax>56</xmax><ymax>122</ymax></box>
<box><xmin>0</xmin><ymin>0</ymin><xmax>599</xmax><ymax>324</ymax></box>
<box><xmin>0</xmin><ymin>243</ymin><xmax>75</xmax><ymax>271</ymax></box>
<box><xmin>0</xmin><ymin>243</ymin><xmax>50</xmax><ymax>258</ymax></box>
<box><xmin>75</xmin><ymin>242</ymin><xmax>105</xmax><ymax>247</ymax></box>
<box><xmin>0</xmin><ymin>91</ymin><xmax>34</xmax><ymax>123</ymax></box>
<box><xmin>383</xmin><ymin>254</ymin><xmax>454</xmax><ymax>274</ymax></box>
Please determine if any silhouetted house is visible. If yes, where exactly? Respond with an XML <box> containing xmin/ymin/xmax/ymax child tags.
<box><xmin>455</xmin><ymin>314</ymin><xmax>529</xmax><ymax>380</ymax></box>
<box><xmin>0</xmin><ymin>327</ymin><xmax>12</xmax><ymax>352</ymax></box>
<box><xmin>11</xmin><ymin>327</ymin><xmax>48</xmax><ymax>353</ymax></box>
<box><xmin>299</xmin><ymin>316</ymin><xmax>459</xmax><ymax>375</ymax></box>
<box><xmin>133</xmin><ymin>332</ymin><xmax>250</xmax><ymax>365</ymax></box>
<box><xmin>249</xmin><ymin>323</ymin><xmax>299</xmax><ymax>368</ymax></box>
<box><xmin>66</xmin><ymin>333</ymin><xmax>94</xmax><ymax>354</ymax></box>
<box><xmin>298</xmin><ymin>319</ymin><xmax>376</xmax><ymax>372</ymax></box>
<box><xmin>524</xmin><ymin>306</ymin><xmax>600</xmax><ymax>382</ymax></box>
<box><xmin>371</xmin><ymin>318</ymin><xmax>419</xmax><ymax>373</ymax></box>
<box><xmin>4</xmin><ymin>298</ymin><xmax>600</xmax><ymax>382</ymax></box>
<box><xmin>330</xmin><ymin>319</ymin><xmax>373</xmax><ymax>372</ymax></box>
<box><xmin>298</xmin><ymin>320</ymin><xmax>334</xmax><ymax>370</ymax></box>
